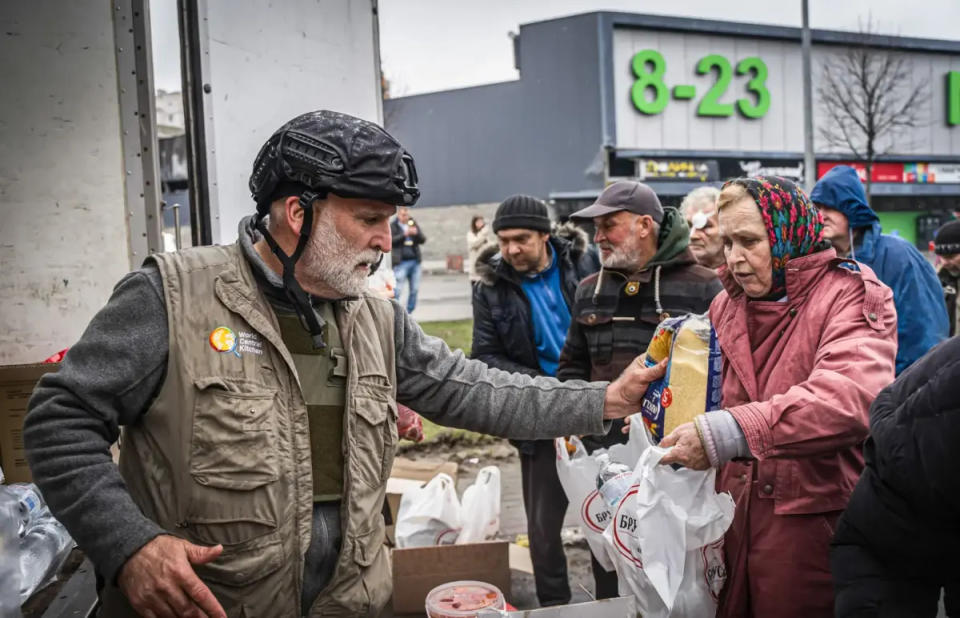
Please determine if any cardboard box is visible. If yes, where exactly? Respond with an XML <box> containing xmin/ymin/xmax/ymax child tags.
<box><xmin>0</xmin><ymin>363</ymin><xmax>60</xmax><ymax>484</ymax></box>
<box><xmin>391</xmin><ymin>456</ymin><xmax>459</xmax><ymax>483</ymax></box>
<box><xmin>507</xmin><ymin>542</ymin><xmax>533</xmax><ymax>575</ymax></box>
<box><xmin>391</xmin><ymin>540</ymin><xmax>510</xmax><ymax>616</ymax></box>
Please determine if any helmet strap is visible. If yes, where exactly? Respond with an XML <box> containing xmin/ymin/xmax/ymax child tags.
<box><xmin>256</xmin><ymin>190</ymin><xmax>328</xmax><ymax>349</ymax></box>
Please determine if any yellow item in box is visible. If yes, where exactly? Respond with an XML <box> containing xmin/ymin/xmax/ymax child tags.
<box><xmin>639</xmin><ymin>314</ymin><xmax>722</xmax><ymax>442</ymax></box>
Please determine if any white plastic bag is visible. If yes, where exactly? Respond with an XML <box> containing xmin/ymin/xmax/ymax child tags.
<box><xmin>554</xmin><ymin>415</ymin><xmax>652</xmax><ymax>571</ymax></box>
<box><xmin>395</xmin><ymin>473</ymin><xmax>462</xmax><ymax>548</ymax></box>
<box><xmin>604</xmin><ymin>446</ymin><xmax>735</xmax><ymax>618</ymax></box>
<box><xmin>457</xmin><ymin>466</ymin><xmax>501</xmax><ymax>544</ymax></box>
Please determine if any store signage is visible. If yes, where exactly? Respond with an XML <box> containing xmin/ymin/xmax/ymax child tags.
<box><xmin>638</xmin><ymin>159</ymin><xmax>717</xmax><ymax>182</ymax></box>
<box><xmin>629</xmin><ymin>50</ymin><xmax>770</xmax><ymax>119</ymax></box>
<box><xmin>720</xmin><ymin>159</ymin><xmax>805</xmax><ymax>183</ymax></box>
<box><xmin>818</xmin><ymin>161</ymin><xmax>960</xmax><ymax>184</ymax></box>
<box><xmin>905</xmin><ymin>163</ymin><xmax>960</xmax><ymax>183</ymax></box>
<box><xmin>817</xmin><ymin>162</ymin><xmax>904</xmax><ymax>183</ymax></box>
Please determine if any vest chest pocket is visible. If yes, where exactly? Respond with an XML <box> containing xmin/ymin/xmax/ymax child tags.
<box><xmin>350</xmin><ymin>377</ymin><xmax>398</xmax><ymax>490</ymax></box>
<box><xmin>191</xmin><ymin>379</ymin><xmax>280</xmax><ymax>489</ymax></box>
<box><xmin>186</xmin><ymin>378</ymin><xmax>281</xmax><ymax>545</ymax></box>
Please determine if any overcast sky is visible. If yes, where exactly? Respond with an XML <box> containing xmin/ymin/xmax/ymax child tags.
<box><xmin>151</xmin><ymin>0</ymin><xmax>959</xmax><ymax>95</ymax></box>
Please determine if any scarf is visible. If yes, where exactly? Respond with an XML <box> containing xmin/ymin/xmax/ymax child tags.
<box><xmin>724</xmin><ymin>176</ymin><xmax>825</xmax><ymax>297</ymax></box>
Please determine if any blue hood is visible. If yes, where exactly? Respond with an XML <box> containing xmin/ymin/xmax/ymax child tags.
<box><xmin>809</xmin><ymin>165</ymin><xmax>879</xmax><ymax>229</ymax></box>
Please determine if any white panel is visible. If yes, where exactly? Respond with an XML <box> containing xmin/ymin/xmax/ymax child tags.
<box><xmin>709</xmin><ymin>34</ymin><xmax>740</xmax><ymax>151</ymax></box>
<box><xmin>781</xmin><ymin>43</ymin><xmax>805</xmax><ymax>153</ymax></box>
<box><xmin>734</xmin><ymin>38</ymin><xmax>763</xmax><ymax>151</ymax></box>
<box><xmin>614</xmin><ymin>27</ymin><xmax>960</xmax><ymax>156</ymax></box>
<box><xmin>932</xmin><ymin>57</ymin><xmax>952</xmax><ymax>155</ymax></box>
<box><xmin>200</xmin><ymin>0</ymin><xmax>382</xmax><ymax>243</ymax></box>
<box><xmin>658</xmin><ymin>33</ymin><xmax>688</xmax><ymax>150</ymax></box>
<box><xmin>684</xmin><ymin>34</ymin><xmax>715</xmax><ymax>152</ymax></box>
<box><xmin>0</xmin><ymin>1</ymin><xmax>130</xmax><ymax>364</ymax></box>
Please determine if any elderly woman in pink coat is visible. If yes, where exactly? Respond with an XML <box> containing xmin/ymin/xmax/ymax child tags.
<box><xmin>658</xmin><ymin>177</ymin><xmax>897</xmax><ymax>617</ymax></box>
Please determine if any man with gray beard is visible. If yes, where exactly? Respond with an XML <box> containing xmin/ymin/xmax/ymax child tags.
<box><xmin>556</xmin><ymin>180</ymin><xmax>722</xmax><ymax>598</ymax></box>
<box><xmin>23</xmin><ymin>112</ymin><xmax>667</xmax><ymax>617</ymax></box>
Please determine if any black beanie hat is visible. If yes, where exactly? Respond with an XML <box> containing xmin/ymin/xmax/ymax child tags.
<box><xmin>935</xmin><ymin>220</ymin><xmax>960</xmax><ymax>255</ymax></box>
<box><xmin>493</xmin><ymin>195</ymin><xmax>551</xmax><ymax>233</ymax></box>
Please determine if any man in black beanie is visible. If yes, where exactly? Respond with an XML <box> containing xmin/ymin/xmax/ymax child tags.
<box><xmin>935</xmin><ymin>219</ymin><xmax>960</xmax><ymax>336</ymax></box>
<box><xmin>470</xmin><ymin>194</ymin><xmax>599</xmax><ymax>606</ymax></box>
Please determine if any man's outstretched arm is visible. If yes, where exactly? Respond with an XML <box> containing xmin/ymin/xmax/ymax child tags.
<box><xmin>393</xmin><ymin>304</ymin><xmax>664</xmax><ymax>438</ymax></box>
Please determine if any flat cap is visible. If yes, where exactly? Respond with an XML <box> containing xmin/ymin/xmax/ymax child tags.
<box><xmin>570</xmin><ymin>181</ymin><xmax>663</xmax><ymax>223</ymax></box>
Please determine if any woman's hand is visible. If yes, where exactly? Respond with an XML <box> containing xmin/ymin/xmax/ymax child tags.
<box><xmin>659</xmin><ymin>422</ymin><xmax>711</xmax><ymax>470</ymax></box>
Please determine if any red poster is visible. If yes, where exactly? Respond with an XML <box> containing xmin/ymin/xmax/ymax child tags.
<box><xmin>817</xmin><ymin>161</ymin><xmax>904</xmax><ymax>183</ymax></box>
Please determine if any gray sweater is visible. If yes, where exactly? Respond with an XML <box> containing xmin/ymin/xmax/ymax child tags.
<box><xmin>23</xmin><ymin>217</ymin><xmax>609</xmax><ymax>584</ymax></box>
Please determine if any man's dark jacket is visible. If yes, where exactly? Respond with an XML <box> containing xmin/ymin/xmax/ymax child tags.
<box><xmin>831</xmin><ymin>336</ymin><xmax>960</xmax><ymax>617</ymax></box>
<box><xmin>390</xmin><ymin>218</ymin><xmax>426</xmax><ymax>265</ymax></box>
<box><xmin>557</xmin><ymin>208</ymin><xmax>722</xmax><ymax>451</ymax></box>
<box><xmin>471</xmin><ymin>224</ymin><xmax>599</xmax><ymax>453</ymax></box>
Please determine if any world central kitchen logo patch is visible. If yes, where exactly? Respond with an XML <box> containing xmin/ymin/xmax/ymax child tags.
<box><xmin>209</xmin><ymin>326</ymin><xmax>240</xmax><ymax>357</ymax></box>
<box><xmin>209</xmin><ymin>327</ymin><xmax>264</xmax><ymax>358</ymax></box>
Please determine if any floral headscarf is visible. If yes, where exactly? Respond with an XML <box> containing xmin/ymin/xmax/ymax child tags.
<box><xmin>723</xmin><ymin>176</ymin><xmax>825</xmax><ymax>297</ymax></box>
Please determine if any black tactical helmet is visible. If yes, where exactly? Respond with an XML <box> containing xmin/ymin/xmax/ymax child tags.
<box><xmin>249</xmin><ymin>109</ymin><xmax>419</xmax><ymax>214</ymax></box>
<box><xmin>249</xmin><ymin>110</ymin><xmax>418</xmax><ymax>349</ymax></box>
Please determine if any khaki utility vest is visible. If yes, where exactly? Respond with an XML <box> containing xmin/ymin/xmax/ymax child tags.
<box><xmin>99</xmin><ymin>243</ymin><xmax>398</xmax><ymax>617</ymax></box>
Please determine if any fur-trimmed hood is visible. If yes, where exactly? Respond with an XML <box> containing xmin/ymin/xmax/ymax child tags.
<box><xmin>474</xmin><ymin>221</ymin><xmax>591</xmax><ymax>287</ymax></box>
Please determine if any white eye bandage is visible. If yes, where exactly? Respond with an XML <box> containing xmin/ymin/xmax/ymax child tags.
<box><xmin>689</xmin><ymin>210</ymin><xmax>714</xmax><ymax>235</ymax></box>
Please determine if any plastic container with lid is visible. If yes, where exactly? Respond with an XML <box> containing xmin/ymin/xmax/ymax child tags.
<box><xmin>425</xmin><ymin>580</ymin><xmax>505</xmax><ymax>618</ymax></box>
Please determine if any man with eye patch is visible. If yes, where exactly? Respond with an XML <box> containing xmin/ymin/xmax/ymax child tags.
<box><xmin>22</xmin><ymin>111</ymin><xmax>667</xmax><ymax>618</ymax></box>
<box><xmin>681</xmin><ymin>185</ymin><xmax>724</xmax><ymax>270</ymax></box>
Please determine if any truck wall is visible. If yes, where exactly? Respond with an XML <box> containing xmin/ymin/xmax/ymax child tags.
<box><xmin>200</xmin><ymin>0</ymin><xmax>383</xmax><ymax>243</ymax></box>
<box><xmin>0</xmin><ymin>2</ymin><xmax>131</xmax><ymax>364</ymax></box>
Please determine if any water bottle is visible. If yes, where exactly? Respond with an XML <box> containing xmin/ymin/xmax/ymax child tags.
<box><xmin>0</xmin><ymin>490</ymin><xmax>21</xmax><ymax>614</ymax></box>
<box><xmin>6</xmin><ymin>484</ymin><xmax>45</xmax><ymax>537</ymax></box>
<box><xmin>19</xmin><ymin>518</ymin><xmax>72</xmax><ymax>602</ymax></box>
<box><xmin>595</xmin><ymin>454</ymin><xmax>633</xmax><ymax>509</ymax></box>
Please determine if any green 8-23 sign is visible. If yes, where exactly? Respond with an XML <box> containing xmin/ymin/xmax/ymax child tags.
<box><xmin>630</xmin><ymin>49</ymin><xmax>770</xmax><ymax>119</ymax></box>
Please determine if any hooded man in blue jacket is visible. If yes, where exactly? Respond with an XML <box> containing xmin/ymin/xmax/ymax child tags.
<box><xmin>810</xmin><ymin>165</ymin><xmax>948</xmax><ymax>374</ymax></box>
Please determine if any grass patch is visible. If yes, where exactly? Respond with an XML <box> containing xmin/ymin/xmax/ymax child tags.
<box><xmin>420</xmin><ymin>319</ymin><xmax>473</xmax><ymax>355</ymax></box>
<box><xmin>406</xmin><ymin>319</ymin><xmax>495</xmax><ymax>447</ymax></box>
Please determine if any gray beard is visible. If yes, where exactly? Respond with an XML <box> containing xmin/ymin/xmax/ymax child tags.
<box><xmin>298</xmin><ymin>213</ymin><xmax>381</xmax><ymax>297</ymax></box>
<box><xmin>601</xmin><ymin>241</ymin><xmax>644</xmax><ymax>270</ymax></box>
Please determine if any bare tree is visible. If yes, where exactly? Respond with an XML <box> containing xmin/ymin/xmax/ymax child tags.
<box><xmin>817</xmin><ymin>18</ymin><xmax>929</xmax><ymax>198</ymax></box>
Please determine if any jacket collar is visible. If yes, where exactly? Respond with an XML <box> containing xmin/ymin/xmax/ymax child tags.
<box><xmin>852</xmin><ymin>221</ymin><xmax>883</xmax><ymax>263</ymax></box>
<box><xmin>715</xmin><ymin>247</ymin><xmax>842</xmax><ymax>400</ymax></box>
<box><xmin>215</xmin><ymin>222</ymin><xmax>365</xmax><ymax>386</ymax></box>
<box><xmin>477</xmin><ymin>228</ymin><xmax>584</xmax><ymax>287</ymax></box>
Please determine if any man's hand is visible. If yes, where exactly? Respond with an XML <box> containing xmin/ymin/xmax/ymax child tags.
<box><xmin>405</xmin><ymin>225</ymin><xmax>418</xmax><ymax>236</ymax></box>
<box><xmin>602</xmin><ymin>357</ymin><xmax>667</xmax><ymax>420</ymax></box>
<box><xmin>660</xmin><ymin>421</ymin><xmax>711</xmax><ymax>470</ymax></box>
<box><xmin>118</xmin><ymin>534</ymin><xmax>227</xmax><ymax>618</ymax></box>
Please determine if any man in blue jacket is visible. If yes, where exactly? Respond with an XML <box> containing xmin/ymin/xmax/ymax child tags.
<box><xmin>810</xmin><ymin>165</ymin><xmax>948</xmax><ymax>374</ymax></box>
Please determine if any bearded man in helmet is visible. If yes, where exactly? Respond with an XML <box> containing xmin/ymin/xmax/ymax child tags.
<box><xmin>23</xmin><ymin>111</ymin><xmax>666</xmax><ymax>617</ymax></box>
